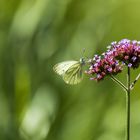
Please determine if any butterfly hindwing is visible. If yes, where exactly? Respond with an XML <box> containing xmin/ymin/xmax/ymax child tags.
<box><xmin>63</xmin><ymin>62</ymin><xmax>83</xmax><ymax>85</ymax></box>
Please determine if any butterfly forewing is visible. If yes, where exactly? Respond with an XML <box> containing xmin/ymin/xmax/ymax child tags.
<box><xmin>53</xmin><ymin>61</ymin><xmax>78</xmax><ymax>75</ymax></box>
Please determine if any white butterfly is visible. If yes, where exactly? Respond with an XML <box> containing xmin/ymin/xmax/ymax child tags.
<box><xmin>53</xmin><ymin>58</ymin><xmax>85</xmax><ymax>85</ymax></box>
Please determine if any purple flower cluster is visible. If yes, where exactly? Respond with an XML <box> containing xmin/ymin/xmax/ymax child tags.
<box><xmin>86</xmin><ymin>54</ymin><xmax>122</xmax><ymax>81</ymax></box>
<box><xmin>86</xmin><ymin>39</ymin><xmax>140</xmax><ymax>81</ymax></box>
<box><xmin>109</xmin><ymin>39</ymin><xmax>140</xmax><ymax>68</ymax></box>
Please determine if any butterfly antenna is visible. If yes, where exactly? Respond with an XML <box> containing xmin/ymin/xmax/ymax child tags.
<box><xmin>81</xmin><ymin>49</ymin><xmax>94</xmax><ymax>64</ymax></box>
<box><xmin>80</xmin><ymin>48</ymin><xmax>90</xmax><ymax>65</ymax></box>
<box><xmin>82</xmin><ymin>48</ymin><xmax>86</xmax><ymax>58</ymax></box>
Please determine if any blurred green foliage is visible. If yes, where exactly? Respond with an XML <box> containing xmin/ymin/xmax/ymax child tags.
<box><xmin>0</xmin><ymin>0</ymin><xmax>140</xmax><ymax>140</ymax></box>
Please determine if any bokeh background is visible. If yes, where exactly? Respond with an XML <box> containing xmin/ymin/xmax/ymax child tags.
<box><xmin>0</xmin><ymin>0</ymin><xmax>140</xmax><ymax>140</ymax></box>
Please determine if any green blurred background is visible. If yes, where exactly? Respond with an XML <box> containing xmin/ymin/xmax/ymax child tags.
<box><xmin>0</xmin><ymin>0</ymin><xmax>140</xmax><ymax>140</ymax></box>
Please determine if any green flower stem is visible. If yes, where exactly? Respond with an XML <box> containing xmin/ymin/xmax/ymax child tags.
<box><xmin>130</xmin><ymin>73</ymin><xmax>140</xmax><ymax>90</ymax></box>
<box><xmin>111</xmin><ymin>71</ymin><xmax>131</xmax><ymax>140</ymax></box>
<box><xmin>126</xmin><ymin>67</ymin><xmax>130</xmax><ymax>140</ymax></box>
<box><xmin>110</xmin><ymin>75</ymin><xmax>128</xmax><ymax>92</ymax></box>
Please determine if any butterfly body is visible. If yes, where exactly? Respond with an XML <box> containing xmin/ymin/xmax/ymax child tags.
<box><xmin>53</xmin><ymin>59</ymin><xmax>85</xmax><ymax>85</ymax></box>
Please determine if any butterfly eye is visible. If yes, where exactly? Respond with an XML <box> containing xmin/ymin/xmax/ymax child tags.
<box><xmin>80</xmin><ymin>58</ymin><xmax>85</xmax><ymax>65</ymax></box>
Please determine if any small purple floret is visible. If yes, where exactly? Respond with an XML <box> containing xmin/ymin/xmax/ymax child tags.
<box><xmin>128</xmin><ymin>63</ymin><xmax>132</xmax><ymax>67</ymax></box>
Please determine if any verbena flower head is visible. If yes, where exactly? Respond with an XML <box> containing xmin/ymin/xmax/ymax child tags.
<box><xmin>109</xmin><ymin>39</ymin><xmax>140</xmax><ymax>68</ymax></box>
<box><xmin>86</xmin><ymin>54</ymin><xmax>122</xmax><ymax>81</ymax></box>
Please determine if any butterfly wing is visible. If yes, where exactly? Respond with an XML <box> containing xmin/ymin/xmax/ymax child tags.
<box><xmin>63</xmin><ymin>62</ymin><xmax>83</xmax><ymax>85</ymax></box>
<box><xmin>53</xmin><ymin>61</ymin><xmax>78</xmax><ymax>76</ymax></box>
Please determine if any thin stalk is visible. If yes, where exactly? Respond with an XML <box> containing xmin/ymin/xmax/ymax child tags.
<box><xmin>130</xmin><ymin>73</ymin><xmax>140</xmax><ymax>90</ymax></box>
<box><xmin>126</xmin><ymin>67</ymin><xmax>130</xmax><ymax>140</ymax></box>
<box><xmin>110</xmin><ymin>75</ymin><xmax>128</xmax><ymax>92</ymax></box>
